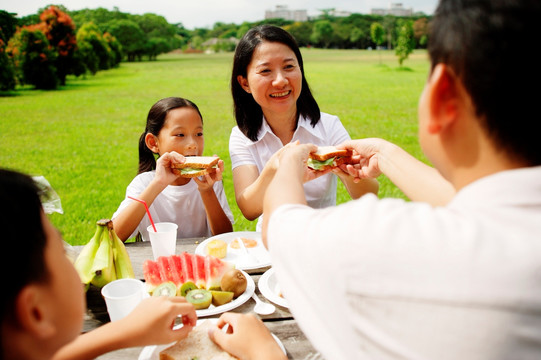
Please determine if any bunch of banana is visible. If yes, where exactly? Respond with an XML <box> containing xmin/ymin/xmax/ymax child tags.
<box><xmin>74</xmin><ymin>219</ymin><xmax>135</xmax><ymax>289</ymax></box>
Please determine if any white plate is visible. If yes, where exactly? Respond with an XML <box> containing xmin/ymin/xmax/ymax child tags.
<box><xmin>196</xmin><ymin>270</ymin><xmax>255</xmax><ymax>317</ymax></box>
<box><xmin>259</xmin><ymin>268</ymin><xmax>288</xmax><ymax>308</ymax></box>
<box><xmin>138</xmin><ymin>318</ymin><xmax>286</xmax><ymax>360</ymax></box>
<box><xmin>195</xmin><ymin>231</ymin><xmax>271</xmax><ymax>270</ymax></box>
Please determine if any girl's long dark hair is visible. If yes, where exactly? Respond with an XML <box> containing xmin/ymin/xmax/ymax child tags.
<box><xmin>138</xmin><ymin>97</ymin><xmax>202</xmax><ymax>174</ymax></box>
<box><xmin>231</xmin><ymin>25</ymin><xmax>320</xmax><ymax>142</ymax></box>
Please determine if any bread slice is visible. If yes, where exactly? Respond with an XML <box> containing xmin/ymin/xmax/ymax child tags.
<box><xmin>172</xmin><ymin>156</ymin><xmax>220</xmax><ymax>178</ymax></box>
<box><xmin>308</xmin><ymin>146</ymin><xmax>352</xmax><ymax>171</ymax></box>
<box><xmin>309</xmin><ymin>146</ymin><xmax>351</xmax><ymax>161</ymax></box>
<box><xmin>159</xmin><ymin>320</ymin><xmax>237</xmax><ymax>360</ymax></box>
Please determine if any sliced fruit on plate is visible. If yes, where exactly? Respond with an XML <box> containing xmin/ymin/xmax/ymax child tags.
<box><xmin>179</xmin><ymin>252</ymin><xmax>195</xmax><ymax>284</ymax></box>
<box><xmin>192</xmin><ymin>253</ymin><xmax>207</xmax><ymax>289</ymax></box>
<box><xmin>153</xmin><ymin>281</ymin><xmax>176</xmax><ymax>297</ymax></box>
<box><xmin>168</xmin><ymin>255</ymin><xmax>184</xmax><ymax>286</ymax></box>
<box><xmin>142</xmin><ymin>259</ymin><xmax>162</xmax><ymax>292</ymax></box>
<box><xmin>186</xmin><ymin>289</ymin><xmax>212</xmax><ymax>309</ymax></box>
<box><xmin>205</xmin><ymin>255</ymin><xmax>235</xmax><ymax>290</ymax></box>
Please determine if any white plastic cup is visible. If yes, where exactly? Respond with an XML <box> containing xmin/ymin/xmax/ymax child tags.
<box><xmin>101</xmin><ymin>278</ymin><xmax>146</xmax><ymax>322</ymax></box>
<box><xmin>147</xmin><ymin>222</ymin><xmax>178</xmax><ymax>260</ymax></box>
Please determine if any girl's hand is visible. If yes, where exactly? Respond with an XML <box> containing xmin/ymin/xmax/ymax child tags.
<box><xmin>208</xmin><ymin>313</ymin><xmax>287</xmax><ymax>360</ymax></box>
<box><xmin>155</xmin><ymin>151</ymin><xmax>186</xmax><ymax>186</ymax></box>
<box><xmin>193</xmin><ymin>157</ymin><xmax>224</xmax><ymax>191</ymax></box>
<box><xmin>118</xmin><ymin>296</ymin><xmax>197</xmax><ymax>346</ymax></box>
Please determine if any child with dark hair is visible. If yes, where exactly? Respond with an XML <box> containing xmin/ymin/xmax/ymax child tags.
<box><xmin>113</xmin><ymin>97</ymin><xmax>233</xmax><ymax>242</ymax></box>
<box><xmin>0</xmin><ymin>168</ymin><xmax>197</xmax><ymax>360</ymax></box>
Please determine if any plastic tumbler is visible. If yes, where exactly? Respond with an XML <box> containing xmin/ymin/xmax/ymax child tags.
<box><xmin>101</xmin><ymin>278</ymin><xmax>146</xmax><ymax>321</ymax></box>
<box><xmin>147</xmin><ymin>222</ymin><xmax>178</xmax><ymax>259</ymax></box>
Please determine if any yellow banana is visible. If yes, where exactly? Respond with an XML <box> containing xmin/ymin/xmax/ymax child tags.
<box><xmin>74</xmin><ymin>223</ymin><xmax>105</xmax><ymax>285</ymax></box>
<box><xmin>109</xmin><ymin>222</ymin><xmax>135</xmax><ymax>279</ymax></box>
<box><xmin>90</xmin><ymin>221</ymin><xmax>117</xmax><ymax>287</ymax></box>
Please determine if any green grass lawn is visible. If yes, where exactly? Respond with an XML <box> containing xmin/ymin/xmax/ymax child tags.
<box><xmin>0</xmin><ymin>49</ymin><xmax>431</xmax><ymax>245</ymax></box>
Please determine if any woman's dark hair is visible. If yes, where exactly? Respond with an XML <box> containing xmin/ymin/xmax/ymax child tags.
<box><xmin>429</xmin><ymin>0</ymin><xmax>541</xmax><ymax>165</ymax></box>
<box><xmin>138</xmin><ymin>97</ymin><xmax>203</xmax><ymax>174</ymax></box>
<box><xmin>1</xmin><ymin>169</ymin><xmax>48</xmax><ymax>332</ymax></box>
<box><xmin>231</xmin><ymin>25</ymin><xmax>320</xmax><ymax>142</ymax></box>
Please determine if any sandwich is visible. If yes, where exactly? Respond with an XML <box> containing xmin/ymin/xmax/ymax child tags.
<box><xmin>307</xmin><ymin>146</ymin><xmax>352</xmax><ymax>171</ymax></box>
<box><xmin>172</xmin><ymin>156</ymin><xmax>220</xmax><ymax>178</ymax></box>
<box><xmin>159</xmin><ymin>320</ymin><xmax>237</xmax><ymax>360</ymax></box>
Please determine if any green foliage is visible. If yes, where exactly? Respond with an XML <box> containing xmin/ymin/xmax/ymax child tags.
<box><xmin>395</xmin><ymin>19</ymin><xmax>415</xmax><ymax>66</ymax></box>
<box><xmin>311</xmin><ymin>20</ymin><xmax>334</xmax><ymax>48</ymax></box>
<box><xmin>76</xmin><ymin>22</ymin><xmax>110</xmax><ymax>74</ymax></box>
<box><xmin>105</xmin><ymin>19</ymin><xmax>145</xmax><ymax>61</ymax></box>
<box><xmin>1</xmin><ymin>49</ymin><xmax>430</xmax><ymax>243</ymax></box>
<box><xmin>0</xmin><ymin>39</ymin><xmax>16</xmax><ymax>91</ymax></box>
<box><xmin>370</xmin><ymin>22</ymin><xmax>385</xmax><ymax>46</ymax></box>
<box><xmin>8</xmin><ymin>28</ymin><xmax>58</xmax><ymax>89</ymax></box>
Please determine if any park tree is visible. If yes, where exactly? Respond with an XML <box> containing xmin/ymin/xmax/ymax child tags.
<box><xmin>311</xmin><ymin>20</ymin><xmax>334</xmax><ymax>48</ymax></box>
<box><xmin>7</xmin><ymin>27</ymin><xmax>58</xmax><ymax>89</ymax></box>
<box><xmin>284</xmin><ymin>21</ymin><xmax>312</xmax><ymax>47</ymax></box>
<box><xmin>395</xmin><ymin>19</ymin><xmax>415</xmax><ymax>66</ymax></box>
<box><xmin>0</xmin><ymin>10</ymin><xmax>18</xmax><ymax>90</ymax></box>
<box><xmin>350</xmin><ymin>27</ymin><xmax>365</xmax><ymax>48</ymax></box>
<box><xmin>370</xmin><ymin>22</ymin><xmax>385</xmax><ymax>63</ymax></box>
<box><xmin>76</xmin><ymin>22</ymin><xmax>111</xmax><ymax>74</ymax></box>
<box><xmin>39</xmin><ymin>6</ymin><xmax>78</xmax><ymax>85</ymax></box>
<box><xmin>103</xmin><ymin>32</ymin><xmax>122</xmax><ymax>66</ymax></box>
<box><xmin>106</xmin><ymin>19</ymin><xmax>145</xmax><ymax>61</ymax></box>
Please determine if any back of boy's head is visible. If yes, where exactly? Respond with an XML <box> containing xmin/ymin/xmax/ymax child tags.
<box><xmin>0</xmin><ymin>169</ymin><xmax>48</xmax><ymax>328</ymax></box>
<box><xmin>429</xmin><ymin>0</ymin><xmax>541</xmax><ymax>165</ymax></box>
<box><xmin>138</xmin><ymin>97</ymin><xmax>203</xmax><ymax>174</ymax></box>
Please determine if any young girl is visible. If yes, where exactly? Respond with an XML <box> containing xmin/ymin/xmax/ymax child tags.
<box><xmin>1</xmin><ymin>168</ymin><xmax>198</xmax><ymax>360</ymax></box>
<box><xmin>113</xmin><ymin>97</ymin><xmax>234</xmax><ymax>242</ymax></box>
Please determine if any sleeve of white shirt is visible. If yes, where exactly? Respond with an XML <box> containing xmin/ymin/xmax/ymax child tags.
<box><xmin>324</xmin><ymin>113</ymin><xmax>351</xmax><ymax>145</ymax></box>
<box><xmin>229</xmin><ymin>126</ymin><xmax>256</xmax><ymax>170</ymax></box>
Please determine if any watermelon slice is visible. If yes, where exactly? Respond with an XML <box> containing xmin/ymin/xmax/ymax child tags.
<box><xmin>142</xmin><ymin>253</ymin><xmax>235</xmax><ymax>293</ymax></box>
<box><xmin>205</xmin><ymin>255</ymin><xmax>235</xmax><ymax>290</ymax></box>
<box><xmin>179</xmin><ymin>252</ymin><xmax>195</xmax><ymax>284</ymax></box>
<box><xmin>143</xmin><ymin>259</ymin><xmax>162</xmax><ymax>291</ymax></box>
<box><xmin>192</xmin><ymin>253</ymin><xmax>207</xmax><ymax>288</ymax></box>
<box><xmin>157</xmin><ymin>256</ymin><xmax>174</xmax><ymax>284</ymax></box>
<box><xmin>169</xmin><ymin>255</ymin><xmax>184</xmax><ymax>285</ymax></box>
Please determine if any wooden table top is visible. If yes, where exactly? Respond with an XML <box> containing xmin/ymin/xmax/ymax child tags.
<box><xmin>79</xmin><ymin>237</ymin><xmax>322</xmax><ymax>360</ymax></box>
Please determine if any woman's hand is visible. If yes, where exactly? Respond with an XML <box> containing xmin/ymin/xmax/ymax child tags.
<box><xmin>194</xmin><ymin>157</ymin><xmax>224</xmax><ymax>192</ymax></box>
<box><xmin>208</xmin><ymin>313</ymin><xmax>287</xmax><ymax>360</ymax></box>
<box><xmin>118</xmin><ymin>296</ymin><xmax>197</xmax><ymax>346</ymax></box>
<box><xmin>155</xmin><ymin>151</ymin><xmax>186</xmax><ymax>186</ymax></box>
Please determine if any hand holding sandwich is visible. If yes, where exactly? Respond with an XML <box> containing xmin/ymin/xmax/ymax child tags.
<box><xmin>338</xmin><ymin>138</ymin><xmax>455</xmax><ymax>205</ymax></box>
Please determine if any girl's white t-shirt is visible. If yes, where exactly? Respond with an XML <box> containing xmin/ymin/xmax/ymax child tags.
<box><xmin>112</xmin><ymin>171</ymin><xmax>234</xmax><ymax>241</ymax></box>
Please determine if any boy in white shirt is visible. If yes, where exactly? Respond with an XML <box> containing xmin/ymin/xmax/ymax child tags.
<box><xmin>208</xmin><ymin>0</ymin><xmax>541</xmax><ymax>359</ymax></box>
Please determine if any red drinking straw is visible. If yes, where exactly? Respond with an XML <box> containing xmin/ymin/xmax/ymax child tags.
<box><xmin>127</xmin><ymin>196</ymin><xmax>157</xmax><ymax>232</ymax></box>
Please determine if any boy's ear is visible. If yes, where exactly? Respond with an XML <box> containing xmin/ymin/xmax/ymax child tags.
<box><xmin>15</xmin><ymin>285</ymin><xmax>56</xmax><ymax>339</ymax></box>
<box><xmin>425</xmin><ymin>64</ymin><xmax>460</xmax><ymax>134</ymax></box>
<box><xmin>237</xmin><ymin>75</ymin><xmax>251</xmax><ymax>93</ymax></box>
<box><xmin>145</xmin><ymin>133</ymin><xmax>159</xmax><ymax>153</ymax></box>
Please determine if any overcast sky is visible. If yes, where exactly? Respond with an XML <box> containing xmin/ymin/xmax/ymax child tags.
<box><xmin>4</xmin><ymin>1</ymin><xmax>438</xmax><ymax>29</ymax></box>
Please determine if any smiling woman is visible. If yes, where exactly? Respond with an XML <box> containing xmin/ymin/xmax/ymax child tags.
<box><xmin>228</xmin><ymin>24</ymin><xmax>379</xmax><ymax>230</ymax></box>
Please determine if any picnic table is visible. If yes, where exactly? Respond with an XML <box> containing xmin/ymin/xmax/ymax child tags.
<box><xmin>80</xmin><ymin>237</ymin><xmax>323</xmax><ymax>359</ymax></box>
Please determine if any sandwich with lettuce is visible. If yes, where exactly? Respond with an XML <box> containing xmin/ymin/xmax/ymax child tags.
<box><xmin>307</xmin><ymin>146</ymin><xmax>352</xmax><ymax>171</ymax></box>
<box><xmin>172</xmin><ymin>156</ymin><xmax>220</xmax><ymax>178</ymax></box>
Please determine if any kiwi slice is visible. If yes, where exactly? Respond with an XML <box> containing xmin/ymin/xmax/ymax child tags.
<box><xmin>179</xmin><ymin>281</ymin><xmax>197</xmax><ymax>297</ymax></box>
<box><xmin>186</xmin><ymin>289</ymin><xmax>212</xmax><ymax>310</ymax></box>
<box><xmin>153</xmin><ymin>281</ymin><xmax>177</xmax><ymax>297</ymax></box>
<box><xmin>210</xmin><ymin>290</ymin><xmax>234</xmax><ymax>306</ymax></box>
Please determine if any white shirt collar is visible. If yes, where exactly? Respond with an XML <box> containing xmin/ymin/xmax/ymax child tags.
<box><xmin>254</xmin><ymin>114</ymin><xmax>324</xmax><ymax>145</ymax></box>
<box><xmin>449</xmin><ymin>166</ymin><xmax>541</xmax><ymax>209</ymax></box>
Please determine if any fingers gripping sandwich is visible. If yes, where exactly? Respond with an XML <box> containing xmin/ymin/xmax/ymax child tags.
<box><xmin>172</xmin><ymin>156</ymin><xmax>220</xmax><ymax>178</ymax></box>
<box><xmin>307</xmin><ymin>146</ymin><xmax>352</xmax><ymax>171</ymax></box>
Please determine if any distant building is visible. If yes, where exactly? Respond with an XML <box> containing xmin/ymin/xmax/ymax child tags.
<box><xmin>265</xmin><ymin>5</ymin><xmax>308</xmax><ymax>22</ymax></box>
<box><xmin>371</xmin><ymin>3</ymin><xmax>413</xmax><ymax>16</ymax></box>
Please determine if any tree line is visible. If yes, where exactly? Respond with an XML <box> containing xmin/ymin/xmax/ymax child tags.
<box><xmin>0</xmin><ymin>5</ymin><xmax>430</xmax><ymax>91</ymax></box>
